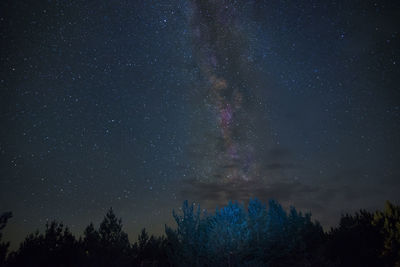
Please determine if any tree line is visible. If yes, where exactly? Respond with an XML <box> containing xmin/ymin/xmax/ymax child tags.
<box><xmin>0</xmin><ymin>199</ymin><xmax>399</xmax><ymax>266</ymax></box>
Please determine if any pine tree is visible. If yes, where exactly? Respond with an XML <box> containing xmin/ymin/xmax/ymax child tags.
<box><xmin>0</xmin><ymin>212</ymin><xmax>12</xmax><ymax>267</ymax></box>
<box><xmin>82</xmin><ymin>222</ymin><xmax>101</xmax><ymax>264</ymax></box>
<box><xmin>97</xmin><ymin>208</ymin><xmax>131</xmax><ymax>266</ymax></box>
<box><xmin>373</xmin><ymin>201</ymin><xmax>400</xmax><ymax>266</ymax></box>
<box><xmin>207</xmin><ymin>201</ymin><xmax>249</xmax><ymax>265</ymax></box>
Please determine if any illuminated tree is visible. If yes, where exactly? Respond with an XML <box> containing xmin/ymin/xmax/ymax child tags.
<box><xmin>373</xmin><ymin>201</ymin><xmax>400</xmax><ymax>266</ymax></box>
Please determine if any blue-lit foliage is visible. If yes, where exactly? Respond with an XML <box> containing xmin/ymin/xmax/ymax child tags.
<box><xmin>166</xmin><ymin>198</ymin><xmax>326</xmax><ymax>266</ymax></box>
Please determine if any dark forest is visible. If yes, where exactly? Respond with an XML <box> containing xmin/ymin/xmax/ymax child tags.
<box><xmin>1</xmin><ymin>199</ymin><xmax>399</xmax><ymax>267</ymax></box>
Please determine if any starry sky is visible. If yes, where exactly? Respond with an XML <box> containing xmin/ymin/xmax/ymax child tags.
<box><xmin>1</xmin><ymin>0</ymin><xmax>399</xmax><ymax>248</ymax></box>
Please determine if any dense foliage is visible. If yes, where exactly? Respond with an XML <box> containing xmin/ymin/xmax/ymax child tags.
<box><xmin>0</xmin><ymin>199</ymin><xmax>399</xmax><ymax>266</ymax></box>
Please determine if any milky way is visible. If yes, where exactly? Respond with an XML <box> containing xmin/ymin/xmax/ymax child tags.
<box><xmin>187</xmin><ymin>0</ymin><xmax>262</xmax><ymax>184</ymax></box>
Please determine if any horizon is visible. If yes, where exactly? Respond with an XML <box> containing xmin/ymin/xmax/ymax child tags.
<box><xmin>1</xmin><ymin>198</ymin><xmax>395</xmax><ymax>252</ymax></box>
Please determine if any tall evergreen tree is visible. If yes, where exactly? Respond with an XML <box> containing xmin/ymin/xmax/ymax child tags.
<box><xmin>373</xmin><ymin>201</ymin><xmax>400</xmax><ymax>266</ymax></box>
<box><xmin>327</xmin><ymin>210</ymin><xmax>382</xmax><ymax>267</ymax></box>
<box><xmin>0</xmin><ymin>212</ymin><xmax>12</xmax><ymax>267</ymax></box>
<box><xmin>166</xmin><ymin>200</ymin><xmax>205</xmax><ymax>266</ymax></box>
<box><xmin>97</xmin><ymin>208</ymin><xmax>132</xmax><ymax>266</ymax></box>
<box><xmin>81</xmin><ymin>222</ymin><xmax>101</xmax><ymax>266</ymax></box>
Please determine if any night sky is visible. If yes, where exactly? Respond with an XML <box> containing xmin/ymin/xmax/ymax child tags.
<box><xmin>1</xmin><ymin>0</ymin><xmax>399</xmax><ymax>248</ymax></box>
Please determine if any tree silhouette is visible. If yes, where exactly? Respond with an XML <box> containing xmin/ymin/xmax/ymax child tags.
<box><xmin>0</xmin><ymin>212</ymin><xmax>12</xmax><ymax>267</ymax></box>
<box><xmin>97</xmin><ymin>208</ymin><xmax>132</xmax><ymax>266</ymax></box>
<box><xmin>7</xmin><ymin>220</ymin><xmax>81</xmax><ymax>267</ymax></box>
<box><xmin>81</xmin><ymin>222</ymin><xmax>101</xmax><ymax>266</ymax></box>
<box><xmin>259</xmin><ymin>200</ymin><xmax>326</xmax><ymax>266</ymax></box>
<box><xmin>327</xmin><ymin>210</ymin><xmax>382</xmax><ymax>267</ymax></box>
<box><xmin>373</xmin><ymin>201</ymin><xmax>400</xmax><ymax>266</ymax></box>
<box><xmin>135</xmin><ymin>228</ymin><xmax>168</xmax><ymax>266</ymax></box>
<box><xmin>165</xmin><ymin>200</ymin><xmax>205</xmax><ymax>266</ymax></box>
